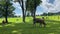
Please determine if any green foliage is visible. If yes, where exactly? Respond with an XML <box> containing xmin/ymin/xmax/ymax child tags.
<box><xmin>26</xmin><ymin>0</ymin><xmax>42</xmax><ymax>17</ymax></box>
<box><xmin>0</xmin><ymin>0</ymin><xmax>15</xmax><ymax>17</ymax></box>
<box><xmin>26</xmin><ymin>0</ymin><xmax>42</xmax><ymax>11</ymax></box>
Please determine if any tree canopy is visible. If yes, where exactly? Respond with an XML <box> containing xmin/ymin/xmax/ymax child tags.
<box><xmin>0</xmin><ymin>0</ymin><xmax>15</xmax><ymax>17</ymax></box>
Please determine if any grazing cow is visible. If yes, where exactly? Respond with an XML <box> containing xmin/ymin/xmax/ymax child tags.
<box><xmin>33</xmin><ymin>18</ymin><xmax>46</xmax><ymax>27</ymax></box>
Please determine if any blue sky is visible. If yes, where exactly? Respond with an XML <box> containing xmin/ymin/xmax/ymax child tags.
<box><xmin>48</xmin><ymin>0</ymin><xmax>55</xmax><ymax>4</ymax></box>
<box><xmin>13</xmin><ymin>0</ymin><xmax>60</xmax><ymax>16</ymax></box>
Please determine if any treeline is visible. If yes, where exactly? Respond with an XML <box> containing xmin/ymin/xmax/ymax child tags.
<box><xmin>41</xmin><ymin>12</ymin><xmax>60</xmax><ymax>16</ymax></box>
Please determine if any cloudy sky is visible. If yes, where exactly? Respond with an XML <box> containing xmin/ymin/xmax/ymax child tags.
<box><xmin>12</xmin><ymin>0</ymin><xmax>60</xmax><ymax>16</ymax></box>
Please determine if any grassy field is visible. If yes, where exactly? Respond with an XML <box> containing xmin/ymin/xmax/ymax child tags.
<box><xmin>0</xmin><ymin>16</ymin><xmax>60</xmax><ymax>34</ymax></box>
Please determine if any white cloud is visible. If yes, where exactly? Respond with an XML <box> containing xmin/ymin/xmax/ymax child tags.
<box><xmin>41</xmin><ymin>0</ymin><xmax>60</xmax><ymax>13</ymax></box>
<box><xmin>54</xmin><ymin>0</ymin><xmax>60</xmax><ymax>11</ymax></box>
<box><xmin>13</xmin><ymin>2</ymin><xmax>22</xmax><ymax>10</ymax></box>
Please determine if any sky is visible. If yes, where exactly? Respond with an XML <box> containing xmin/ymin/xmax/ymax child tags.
<box><xmin>12</xmin><ymin>0</ymin><xmax>60</xmax><ymax>16</ymax></box>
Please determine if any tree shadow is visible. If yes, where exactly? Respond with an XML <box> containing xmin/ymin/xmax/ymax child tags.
<box><xmin>0</xmin><ymin>23</ymin><xmax>2</xmax><ymax>25</ymax></box>
<box><xmin>0</xmin><ymin>21</ymin><xmax>60</xmax><ymax>34</ymax></box>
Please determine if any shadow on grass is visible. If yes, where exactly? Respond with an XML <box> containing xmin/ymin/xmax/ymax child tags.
<box><xmin>0</xmin><ymin>23</ymin><xmax>2</xmax><ymax>25</ymax></box>
<box><xmin>0</xmin><ymin>21</ymin><xmax>60</xmax><ymax>34</ymax></box>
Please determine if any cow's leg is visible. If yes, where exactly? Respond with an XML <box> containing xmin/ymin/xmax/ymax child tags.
<box><xmin>43</xmin><ymin>22</ymin><xmax>46</xmax><ymax>27</ymax></box>
<box><xmin>40</xmin><ymin>23</ymin><xmax>42</xmax><ymax>27</ymax></box>
<box><xmin>33</xmin><ymin>21</ymin><xmax>36</xmax><ymax>27</ymax></box>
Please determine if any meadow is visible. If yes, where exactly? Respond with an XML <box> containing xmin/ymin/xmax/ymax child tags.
<box><xmin>0</xmin><ymin>16</ymin><xmax>60</xmax><ymax>34</ymax></box>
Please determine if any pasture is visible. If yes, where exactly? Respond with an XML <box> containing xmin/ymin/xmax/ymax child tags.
<box><xmin>0</xmin><ymin>16</ymin><xmax>60</xmax><ymax>34</ymax></box>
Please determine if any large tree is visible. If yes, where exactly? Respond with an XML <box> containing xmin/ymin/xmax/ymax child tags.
<box><xmin>26</xmin><ymin>0</ymin><xmax>34</xmax><ymax>17</ymax></box>
<box><xmin>0</xmin><ymin>0</ymin><xmax>15</xmax><ymax>23</ymax></box>
<box><xmin>26</xmin><ymin>0</ymin><xmax>42</xmax><ymax>23</ymax></box>
<box><xmin>14</xmin><ymin>0</ymin><xmax>26</xmax><ymax>23</ymax></box>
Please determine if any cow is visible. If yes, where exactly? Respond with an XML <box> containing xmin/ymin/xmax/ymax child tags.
<box><xmin>33</xmin><ymin>18</ymin><xmax>46</xmax><ymax>27</ymax></box>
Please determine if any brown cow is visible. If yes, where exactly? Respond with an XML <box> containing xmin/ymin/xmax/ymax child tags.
<box><xmin>33</xmin><ymin>18</ymin><xmax>46</xmax><ymax>27</ymax></box>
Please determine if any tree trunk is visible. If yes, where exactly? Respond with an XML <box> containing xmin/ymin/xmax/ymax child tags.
<box><xmin>22</xmin><ymin>0</ymin><xmax>25</xmax><ymax>23</ymax></box>
<box><xmin>5</xmin><ymin>7</ymin><xmax>8</xmax><ymax>23</ymax></box>
<box><xmin>5</xmin><ymin>0</ymin><xmax>8</xmax><ymax>23</ymax></box>
<box><xmin>33</xmin><ymin>9</ymin><xmax>36</xmax><ymax>23</ymax></box>
<box><xmin>5</xmin><ymin>15</ymin><xmax>8</xmax><ymax>23</ymax></box>
<box><xmin>33</xmin><ymin>0</ymin><xmax>36</xmax><ymax>24</ymax></box>
<box><xmin>22</xmin><ymin>9</ymin><xmax>25</xmax><ymax>23</ymax></box>
<box><xmin>18</xmin><ymin>0</ymin><xmax>25</xmax><ymax>23</ymax></box>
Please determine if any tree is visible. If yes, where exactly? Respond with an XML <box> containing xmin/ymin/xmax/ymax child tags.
<box><xmin>14</xmin><ymin>0</ymin><xmax>26</xmax><ymax>23</ymax></box>
<box><xmin>26</xmin><ymin>0</ymin><xmax>42</xmax><ymax>23</ymax></box>
<box><xmin>0</xmin><ymin>0</ymin><xmax>15</xmax><ymax>23</ymax></box>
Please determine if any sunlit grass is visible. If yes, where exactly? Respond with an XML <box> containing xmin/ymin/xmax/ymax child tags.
<box><xmin>0</xmin><ymin>16</ymin><xmax>60</xmax><ymax>34</ymax></box>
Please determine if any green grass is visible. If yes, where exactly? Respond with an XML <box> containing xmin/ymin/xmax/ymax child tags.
<box><xmin>0</xmin><ymin>16</ymin><xmax>60</xmax><ymax>34</ymax></box>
